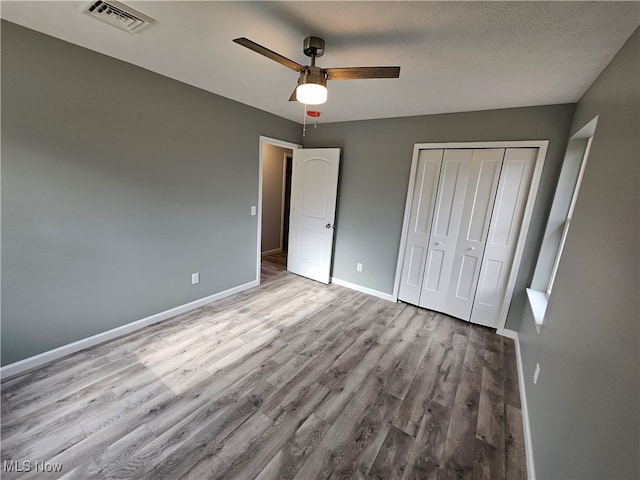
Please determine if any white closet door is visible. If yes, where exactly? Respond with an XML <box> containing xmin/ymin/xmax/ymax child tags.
<box><xmin>419</xmin><ymin>149</ymin><xmax>472</xmax><ymax>312</ymax></box>
<box><xmin>444</xmin><ymin>148</ymin><xmax>505</xmax><ymax>321</ymax></box>
<box><xmin>470</xmin><ymin>147</ymin><xmax>537</xmax><ymax>327</ymax></box>
<box><xmin>398</xmin><ymin>150</ymin><xmax>443</xmax><ymax>305</ymax></box>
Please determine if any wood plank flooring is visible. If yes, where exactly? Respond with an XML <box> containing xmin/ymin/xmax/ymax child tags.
<box><xmin>1</xmin><ymin>252</ymin><xmax>525</xmax><ymax>479</ymax></box>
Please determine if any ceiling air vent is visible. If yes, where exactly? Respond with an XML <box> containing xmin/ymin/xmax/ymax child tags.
<box><xmin>82</xmin><ymin>0</ymin><xmax>155</xmax><ymax>34</ymax></box>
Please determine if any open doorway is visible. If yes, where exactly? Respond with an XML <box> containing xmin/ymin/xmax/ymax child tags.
<box><xmin>261</xmin><ymin>145</ymin><xmax>292</xmax><ymax>266</ymax></box>
<box><xmin>258</xmin><ymin>137</ymin><xmax>300</xmax><ymax>283</ymax></box>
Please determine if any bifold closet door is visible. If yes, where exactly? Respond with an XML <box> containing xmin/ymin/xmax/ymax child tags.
<box><xmin>443</xmin><ymin>148</ymin><xmax>505</xmax><ymax>321</ymax></box>
<box><xmin>470</xmin><ymin>147</ymin><xmax>537</xmax><ymax>327</ymax></box>
<box><xmin>397</xmin><ymin>149</ymin><xmax>443</xmax><ymax>305</ymax></box>
<box><xmin>398</xmin><ymin>145</ymin><xmax>539</xmax><ymax>328</ymax></box>
<box><xmin>417</xmin><ymin>149</ymin><xmax>472</xmax><ymax>313</ymax></box>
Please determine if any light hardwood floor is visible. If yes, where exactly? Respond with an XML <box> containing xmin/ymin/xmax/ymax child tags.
<box><xmin>1</xmin><ymin>253</ymin><xmax>525</xmax><ymax>479</ymax></box>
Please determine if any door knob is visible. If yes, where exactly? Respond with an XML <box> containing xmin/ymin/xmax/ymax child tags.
<box><xmin>435</xmin><ymin>241</ymin><xmax>442</xmax><ymax>246</ymax></box>
<box><xmin>467</xmin><ymin>247</ymin><xmax>475</xmax><ymax>251</ymax></box>
<box><xmin>325</xmin><ymin>224</ymin><xmax>334</xmax><ymax>229</ymax></box>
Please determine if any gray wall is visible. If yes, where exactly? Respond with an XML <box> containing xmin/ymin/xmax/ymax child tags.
<box><xmin>1</xmin><ymin>21</ymin><xmax>301</xmax><ymax>365</ymax></box>
<box><xmin>303</xmin><ymin>104</ymin><xmax>575</xmax><ymax>330</ymax></box>
<box><xmin>517</xmin><ymin>27</ymin><xmax>639</xmax><ymax>479</ymax></box>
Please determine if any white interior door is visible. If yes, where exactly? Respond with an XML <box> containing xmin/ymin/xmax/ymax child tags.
<box><xmin>444</xmin><ymin>148</ymin><xmax>505</xmax><ymax>320</ymax></box>
<box><xmin>398</xmin><ymin>149</ymin><xmax>443</xmax><ymax>305</ymax></box>
<box><xmin>470</xmin><ymin>147</ymin><xmax>537</xmax><ymax>327</ymax></box>
<box><xmin>287</xmin><ymin>148</ymin><xmax>340</xmax><ymax>284</ymax></box>
<box><xmin>418</xmin><ymin>149</ymin><xmax>472</xmax><ymax>311</ymax></box>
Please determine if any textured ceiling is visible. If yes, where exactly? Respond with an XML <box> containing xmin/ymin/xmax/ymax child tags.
<box><xmin>2</xmin><ymin>1</ymin><xmax>639</xmax><ymax>123</ymax></box>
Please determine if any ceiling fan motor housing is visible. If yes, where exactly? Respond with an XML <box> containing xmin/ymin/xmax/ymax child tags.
<box><xmin>298</xmin><ymin>66</ymin><xmax>327</xmax><ymax>88</ymax></box>
<box><xmin>303</xmin><ymin>36</ymin><xmax>325</xmax><ymax>58</ymax></box>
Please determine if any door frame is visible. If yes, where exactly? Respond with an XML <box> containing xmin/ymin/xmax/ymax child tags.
<box><xmin>393</xmin><ymin>140</ymin><xmax>549</xmax><ymax>333</ymax></box>
<box><xmin>281</xmin><ymin>152</ymin><xmax>293</xmax><ymax>253</ymax></box>
<box><xmin>257</xmin><ymin>136</ymin><xmax>302</xmax><ymax>285</ymax></box>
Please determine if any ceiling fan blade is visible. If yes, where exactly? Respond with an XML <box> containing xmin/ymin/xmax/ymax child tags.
<box><xmin>324</xmin><ymin>66</ymin><xmax>401</xmax><ymax>80</ymax></box>
<box><xmin>233</xmin><ymin>37</ymin><xmax>305</xmax><ymax>73</ymax></box>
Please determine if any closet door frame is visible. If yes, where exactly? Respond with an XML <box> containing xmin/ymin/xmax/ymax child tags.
<box><xmin>393</xmin><ymin>140</ymin><xmax>549</xmax><ymax>334</ymax></box>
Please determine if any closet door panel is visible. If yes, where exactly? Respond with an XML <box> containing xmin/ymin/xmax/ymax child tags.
<box><xmin>398</xmin><ymin>149</ymin><xmax>443</xmax><ymax>305</ymax></box>
<box><xmin>419</xmin><ymin>149</ymin><xmax>471</xmax><ymax>311</ymax></box>
<box><xmin>456</xmin><ymin>255</ymin><xmax>479</xmax><ymax>299</ymax></box>
<box><xmin>445</xmin><ymin>148</ymin><xmax>505</xmax><ymax>320</ymax></box>
<box><xmin>471</xmin><ymin>147</ymin><xmax>537</xmax><ymax>327</ymax></box>
<box><xmin>424</xmin><ymin>249</ymin><xmax>445</xmax><ymax>291</ymax></box>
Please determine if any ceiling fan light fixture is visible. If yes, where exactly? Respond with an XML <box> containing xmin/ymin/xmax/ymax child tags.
<box><xmin>296</xmin><ymin>67</ymin><xmax>327</xmax><ymax>105</ymax></box>
<box><xmin>296</xmin><ymin>83</ymin><xmax>327</xmax><ymax>105</ymax></box>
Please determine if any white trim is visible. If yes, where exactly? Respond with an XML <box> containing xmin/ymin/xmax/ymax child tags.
<box><xmin>571</xmin><ymin>115</ymin><xmax>599</xmax><ymax>139</ymax></box>
<box><xmin>392</xmin><ymin>143</ymin><xmax>423</xmax><ymax>301</ymax></box>
<box><xmin>0</xmin><ymin>280</ymin><xmax>258</xmax><ymax>380</ymax></box>
<box><xmin>258</xmin><ymin>136</ymin><xmax>302</xmax><ymax>285</ymax></box>
<box><xmin>393</xmin><ymin>140</ymin><xmax>549</xmax><ymax>333</ymax></box>
<box><xmin>525</xmin><ymin>288</ymin><xmax>547</xmax><ymax>333</ymax></box>
<box><xmin>502</xmin><ymin>329</ymin><xmax>536</xmax><ymax>480</ymax></box>
<box><xmin>331</xmin><ymin>277</ymin><xmax>396</xmax><ymax>302</ymax></box>
<box><xmin>411</xmin><ymin>140</ymin><xmax>548</xmax><ymax>150</ymax></box>
<box><xmin>495</xmin><ymin>141</ymin><xmax>548</xmax><ymax>333</ymax></box>
<box><xmin>546</xmin><ymin>135</ymin><xmax>593</xmax><ymax>295</ymax></box>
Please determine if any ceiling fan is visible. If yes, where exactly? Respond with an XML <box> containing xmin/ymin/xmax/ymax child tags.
<box><xmin>233</xmin><ymin>36</ymin><xmax>400</xmax><ymax>105</ymax></box>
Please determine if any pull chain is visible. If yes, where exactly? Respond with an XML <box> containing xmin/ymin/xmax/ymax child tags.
<box><xmin>302</xmin><ymin>105</ymin><xmax>322</xmax><ymax>135</ymax></box>
<box><xmin>302</xmin><ymin>103</ymin><xmax>307</xmax><ymax>136</ymax></box>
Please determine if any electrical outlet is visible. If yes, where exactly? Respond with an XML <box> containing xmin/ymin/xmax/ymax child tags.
<box><xmin>191</xmin><ymin>272</ymin><xmax>200</xmax><ymax>285</ymax></box>
<box><xmin>533</xmin><ymin>363</ymin><xmax>540</xmax><ymax>384</ymax></box>
<box><xmin>356</xmin><ymin>263</ymin><xmax>363</xmax><ymax>272</ymax></box>
<box><xmin>250</xmin><ymin>205</ymin><xmax>257</xmax><ymax>216</ymax></box>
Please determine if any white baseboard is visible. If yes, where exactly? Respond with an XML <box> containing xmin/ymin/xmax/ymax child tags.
<box><xmin>330</xmin><ymin>277</ymin><xmax>396</xmax><ymax>302</ymax></box>
<box><xmin>261</xmin><ymin>248</ymin><xmax>283</xmax><ymax>257</ymax></box>
<box><xmin>0</xmin><ymin>280</ymin><xmax>259</xmax><ymax>380</ymax></box>
<box><xmin>502</xmin><ymin>328</ymin><xmax>536</xmax><ymax>480</ymax></box>
<box><xmin>500</xmin><ymin>328</ymin><xmax>518</xmax><ymax>340</ymax></box>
